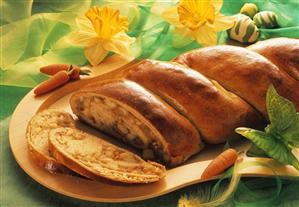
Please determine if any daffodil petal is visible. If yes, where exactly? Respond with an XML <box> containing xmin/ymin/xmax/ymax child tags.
<box><xmin>212</xmin><ymin>0</ymin><xmax>223</xmax><ymax>13</ymax></box>
<box><xmin>84</xmin><ymin>43</ymin><xmax>108</xmax><ymax>66</ymax></box>
<box><xmin>106</xmin><ymin>3</ymin><xmax>140</xmax><ymax>26</ymax></box>
<box><xmin>160</xmin><ymin>6</ymin><xmax>181</xmax><ymax>26</ymax></box>
<box><xmin>151</xmin><ymin>1</ymin><xmax>175</xmax><ymax>16</ymax></box>
<box><xmin>76</xmin><ymin>16</ymin><xmax>94</xmax><ymax>33</ymax></box>
<box><xmin>172</xmin><ymin>27</ymin><xmax>194</xmax><ymax>48</ymax></box>
<box><xmin>85</xmin><ymin>6</ymin><xmax>129</xmax><ymax>39</ymax></box>
<box><xmin>214</xmin><ymin>13</ymin><xmax>235</xmax><ymax>32</ymax></box>
<box><xmin>103</xmin><ymin>32</ymin><xmax>135</xmax><ymax>57</ymax></box>
<box><xmin>68</xmin><ymin>30</ymin><xmax>99</xmax><ymax>47</ymax></box>
<box><xmin>192</xmin><ymin>24</ymin><xmax>217</xmax><ymax>46</ymax></box>
<box><xmin>175</xmin><ymin>26</ymin><xmax>193</xmax><ymax>38</ymax></box>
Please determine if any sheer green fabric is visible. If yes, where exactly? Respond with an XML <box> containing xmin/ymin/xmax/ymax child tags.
<box><xmin>1</xmin><ymin>0</ymin><xmax>299</xmax><ymax>87</ymax></box>
<box><xmin>1</xmin><ymin>1</ymin><xmax>299</xmax><ymax>206</ymax></box>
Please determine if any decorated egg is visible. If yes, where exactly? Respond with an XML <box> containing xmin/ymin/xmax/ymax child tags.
<box><xmin>228</xmin><ymin>14</ymin><xmax>259</xmax><ymax>44</ymax></box>
<box><xmin>240</xmin><ymin>3</ymin><xmax>258</xmax><ymax>19</ymax></box>
<box><xmin>253</xmin><ymin>11</ymin><xmax>279</xmax><ymax>28</ymax></box>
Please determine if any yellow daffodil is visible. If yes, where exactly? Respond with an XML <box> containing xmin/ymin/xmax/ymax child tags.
<box><xmin>161</xmin><ymin>0</ymin><xmax>235</xmax><ymax>46</ymax></box>
<box><xmin>71</xmin><ymin>6</ymin><xmax>135</xmax><ymax>66</ymax></box>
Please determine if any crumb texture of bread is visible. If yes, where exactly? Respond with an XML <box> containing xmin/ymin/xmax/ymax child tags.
<box><xmin>26</xmin><ymin>109</ymin><xmax>75</xmax><ymax>172</ymax></box>
<box><xmin>70</xmin><ymin>80</ymin><xmax>203</xmax><ymax>166</ymax></box>
<box><xmin>49</xmin><ymin>127</ymin><xmax>166</xmax><ymax>183</ymax></box>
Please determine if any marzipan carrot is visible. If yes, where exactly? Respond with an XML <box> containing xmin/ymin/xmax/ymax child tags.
<box><xmin>201</xmin><ymin>148</ymin><xmax>238</xmax><ymax>180</ymax></box>
<box><xmin>40</xmin><ymin>64</ymin><xmax>90</xmax><ymax>80</ymax></box>
<box><xmin>34</xmin><ymin>70</ymin><xmax>70</xmax><ymax>96</ymax></box>
<box><xmin>40</xmin><ymin>64</ymin><xmax>70</xmax><ymax>75</ymax></box>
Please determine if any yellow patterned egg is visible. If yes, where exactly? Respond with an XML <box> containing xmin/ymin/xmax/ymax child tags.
<box><xmin>228</xmin><ymin>14</ymin><xmax>259</xmax><ymax>44</ymax></box>
<box><xmin>240</xmin><ymin>3</ymin><xmax>258</xmax><ymax>19</ymax></box>
<box><xmin>253</xmin><ymin>11</ymin><xmax>279</xmax><ymax>28</ymax></box>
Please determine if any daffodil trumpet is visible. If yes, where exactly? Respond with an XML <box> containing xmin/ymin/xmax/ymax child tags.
<box><xmin>161</xmin><ymin>0</ymin><xmax>235</xmax><ymax>46</ymax></box>
<box><xmin>70</xmin><ymin>6</ymin><xmax>136</xmax><ymax>66</ymax></box>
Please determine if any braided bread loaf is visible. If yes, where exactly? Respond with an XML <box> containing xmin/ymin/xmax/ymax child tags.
<box><xmin>174</xmin><ymin>44</ymin><xmax>299</xmax><ymax>117</ymax></box>
<box><xmin>126</xmin><ymin>60</ymin><xmax>264</xmax><ymax>144</ymax></box>
<box><xmin>70</xmin><ymin>38</ymin><xmax>299</xmax><ymax>166</ymax></box>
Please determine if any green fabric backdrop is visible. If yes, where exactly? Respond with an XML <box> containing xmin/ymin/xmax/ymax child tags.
<box><xmin>1</xmin><ymin>0</ymin><xmax>299</xmax><ymax>206</ymax></box>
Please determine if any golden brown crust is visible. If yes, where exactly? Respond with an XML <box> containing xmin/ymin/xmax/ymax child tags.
<box><xmin>174</xmin><ymin>45</ymin><xmax>299</xmax><ymax>117</ymax></box>
<box><xmin>249</xmin><ymin>38</ymin><xmax>299</xmax><ymax>82</ymax></box>
<box><xmin>126</xmin><ymin>60</ymin><xmax>265</xmax><ymax>144</ymax></box>
<box><xmin>70</xmin><ymin>80</ymin><xmax>203</xmax><ymax>166</ymax></box>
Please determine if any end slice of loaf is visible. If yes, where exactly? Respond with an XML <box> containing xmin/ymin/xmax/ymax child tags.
<box><xmin>48</xmin><ymin>127</ymin><xmax>166</xmax><ymax>183</ymax></box>
<box><xmin>70</xmin><ymin>80</ymin><xmax>203</xmax><ymax>167</ymax></box>
<box><xmin>26</xmin><ymin>109</ymin><xmax>75</xmax><ymax>173</ymax></box>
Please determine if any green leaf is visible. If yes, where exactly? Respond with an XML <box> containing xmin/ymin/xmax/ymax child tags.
<box><xmin>266</xmin><ymin>85</ymin><xmax>296</xmax><ymax>133</ymax></box>
<box><xmin>281</xmin><ymin>113</ymin><xmax>299</xmax><ymax>147</ymax></box>
<box><xmin>246</xmin><ymin>144</ymin><xmax>269</xmax><ymax>158</ymax></box>
<box><xmin>236</xmin><ymin>127</ymin><xmax>299</xmax><ymax>171</ymax></box>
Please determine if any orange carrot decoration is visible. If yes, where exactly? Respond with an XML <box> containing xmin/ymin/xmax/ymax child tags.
<box><xmin>40</xmin><ymin>64</ymin><xmax>90</xmax><ymax>79</ymax></box>
<box><xmin>34</xmin><ymin>70</ymin><xmax>70</xmax><ymax>96</ymax></box>
<box><xmin>201</xmin><ymin>148</ymin><xmax>238</xmax><ymax>180</ymax></box>
<box><xmin>40</xmin><ymin>64</ymin><xmax>71</xmax><ymax>75</ymax></box>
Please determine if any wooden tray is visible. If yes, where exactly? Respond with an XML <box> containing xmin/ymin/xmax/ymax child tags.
<box><xmin>9</xmin><ymin>55</ymin><xmax>299</xmax><ymax>203</ymax></box>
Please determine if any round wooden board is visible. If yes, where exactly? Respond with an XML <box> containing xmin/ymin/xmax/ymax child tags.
<box><xmin>9</xmin><ymin>56</ymin><xmax>299</xmax><ymax>203</ymax></box>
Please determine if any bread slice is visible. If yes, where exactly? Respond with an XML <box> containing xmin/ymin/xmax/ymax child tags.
<box><xmin>48</xmin><ymin>127</ymin><xmax>166</xmax><ymax>183</ymax></box>
<box><xmin>70</xmin><ymin>80</ymin><xmax>203</xmax><ymax>166</ymax></box>
<box><xmin>26</xmin><ymin>109</ymin><xmax>75</xmax><ymax>173</ymax></box>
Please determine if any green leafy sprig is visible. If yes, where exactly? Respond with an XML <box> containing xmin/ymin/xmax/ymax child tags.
<box><xmin>236</xmin><ymin>85</ymin><xmax>299</xmax><ymax>170</ymax></box>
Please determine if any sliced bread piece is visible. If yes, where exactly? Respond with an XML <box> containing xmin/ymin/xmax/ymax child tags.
<box><xmin>70</xmin><ymin>80</ymin><xmax>203</xmax><ymax>166</ymax></box>
<box><xmin>26</xmin><ymin>109</ymin><xmax>75</xmax><ymax>173</ymax></box>
<box><xmin>48</xmin><ymin>127</ymin><xmax>166</xmax><ymax>183</ymax></box>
